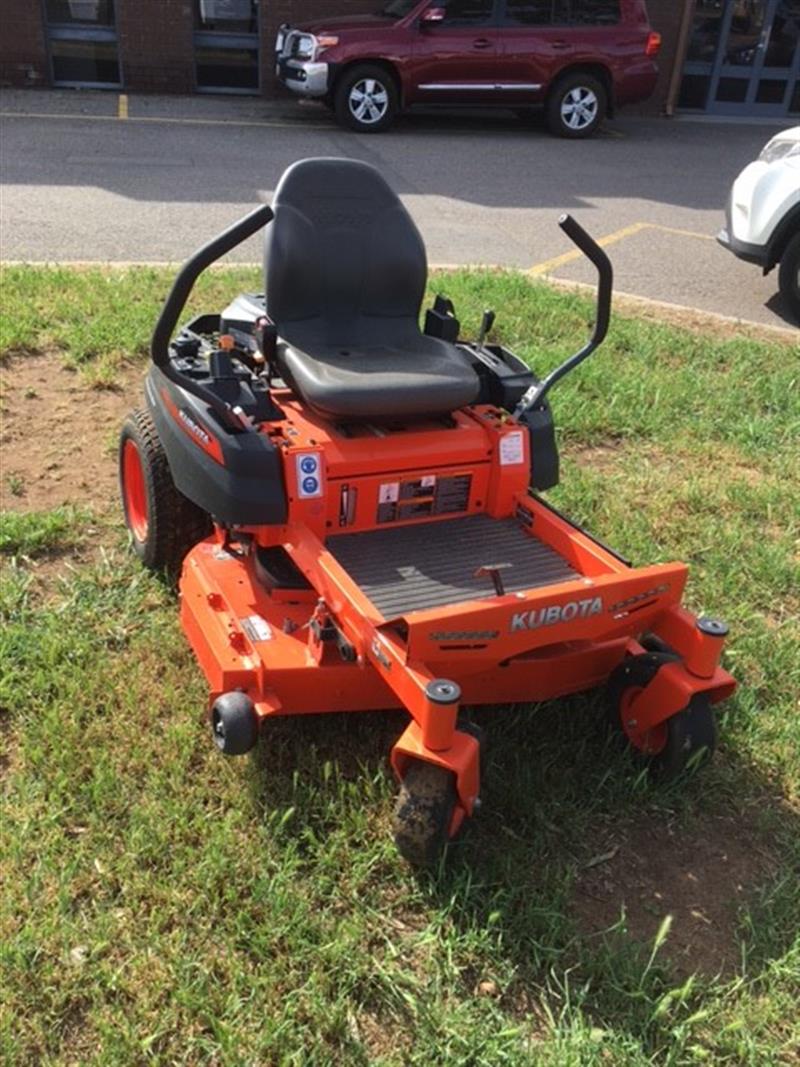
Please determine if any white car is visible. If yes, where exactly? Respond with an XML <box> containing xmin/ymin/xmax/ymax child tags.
<box><xmin>718</xmin><ymin>126</ymin><xmax>800</xmax><ymax>323</ymax></box>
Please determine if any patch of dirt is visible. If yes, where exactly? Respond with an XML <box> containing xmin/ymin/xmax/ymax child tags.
<box><xmin>0</xmin><ymin>352</ymin><xmax>141</xmax><ymax>514</ymax></box>
<box><xmin>565</xmin><ymin>442</ymin><xmax>623</xmax><ymax>474</ymax></box>
<box><xmin>571</xmin><ymin>807</ymin><xmax>778</xmax><ymax>978</ymax></box>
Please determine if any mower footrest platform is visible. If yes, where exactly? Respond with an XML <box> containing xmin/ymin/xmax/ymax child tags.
<box><xmin>327</xmin><ymin>513</ymin><xmax>578</xmax><ymax>617</ymax></box>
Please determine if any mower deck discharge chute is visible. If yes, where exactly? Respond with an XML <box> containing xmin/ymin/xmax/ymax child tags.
<box><xmin>120</xmin><ymin>158</ymin><xmax>736</xmax><ymax>865</ymax></box>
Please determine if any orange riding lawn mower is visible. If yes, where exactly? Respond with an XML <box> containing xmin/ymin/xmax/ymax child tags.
<box><xmin>119</xmin><ymin>158</ymin><xmax>736</xmax><ymax>866</ymax></box>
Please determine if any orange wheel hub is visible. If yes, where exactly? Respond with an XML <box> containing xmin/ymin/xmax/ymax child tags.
<box><xmin>122</xmin><ymin>438</ymin><xmax>149</xmax><ymax>542</ymax></box>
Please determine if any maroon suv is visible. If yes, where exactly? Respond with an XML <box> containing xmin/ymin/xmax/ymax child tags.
<box><xmin>275</xmin><ymin>0</ymin><xmax>660</xmax><ymax>136</ymax></box>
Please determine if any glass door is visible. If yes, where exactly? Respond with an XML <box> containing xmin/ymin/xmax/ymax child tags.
<box><xmin>679</xmin><ymin>0</ymin><xmax>799</xmax><ymax>116</ymax></box>
<box><xmin>44</xmin><ymin>0</ymin><xmax>121</xmax><ymax>88</ymax></box>
<box><xmin>194</xmin><ymin>0</ymin><xmax>260</xmax><ymax>93</ymax></box>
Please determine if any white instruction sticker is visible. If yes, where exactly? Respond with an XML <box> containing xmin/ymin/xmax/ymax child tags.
<box><xmin>499</xmin><ymin>430</ymin><xmax>524</xmax><ymax>466</ymax></box>
<box><xmin>240</xmin><ymin>615</ymin><xmax>273</xmax><ymax>643</ymax></box>
<box><xmin>421</xmin><ymin>475</ymin><xmax>436</xmax><ymax>488</ymax></box>
<box><xmin>378</xmin><ymin>481</ymin><xmax>400</xmax><ymax>503</ymax></box>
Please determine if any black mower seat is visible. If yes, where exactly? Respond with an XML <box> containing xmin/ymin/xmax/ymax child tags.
<box><xmin>265</xmin><ymin>158</ymin><xmax>479</xmax><ymax>421</ymax></box>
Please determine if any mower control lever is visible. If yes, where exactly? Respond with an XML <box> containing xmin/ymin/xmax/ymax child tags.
<box><xmin>476</xmin><ymin>309</ymin><xmax>496</xmax><ymax>348</ymax></box>
<box><xmin>513</xmin><ymin>214</ymin><xmax>612</xmax><ymax>419</ymax></box>
<box><xmin>151</xmin><ymin>203</ymin><xmax>273</xmax><ymax>429</ymax></box>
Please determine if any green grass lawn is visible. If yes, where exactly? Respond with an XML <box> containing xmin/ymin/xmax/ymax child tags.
<box><xmin>1</xmin><ymin>267</ymin><xmax>798</xmax><ymax>1065</ymax></box>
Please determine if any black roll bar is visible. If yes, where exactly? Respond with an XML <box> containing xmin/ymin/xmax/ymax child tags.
<box><xmin>150</xmin><ymin>203</ymin><xmax>273</xmax><ymax>429</ymax></box>
<box><xmin>514</xmin><ymin>213</ymin><xmax>612</xmax><ymax>419</ymax></box>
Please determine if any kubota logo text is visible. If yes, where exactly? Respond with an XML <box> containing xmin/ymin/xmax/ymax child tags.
<box><xmin>511</xmin><ymin>597</ymin><xmax>603</xmax><ymax>632</ymax></box>
<box><xmin>179</xmin><ymin>408</ymin><xmax>212</xmax><ymax>446</ymax></box>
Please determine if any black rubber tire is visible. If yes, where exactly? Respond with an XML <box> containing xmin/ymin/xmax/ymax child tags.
<box><xmin>211</xmin><ymin>692</ymin><xmax>259</xmax><ymax>756</ymax></box>
<box><xmin>119</xmin><ymin>408</ymin><xmax>211</xmax><ymax>574</ymax></box>
<box><xmin>392</xmin><ymin>760</ymin><xmax>456</xmax><ymax>867</ymax></box>
<box><xmin>546</xmin><ymin>72</ymin><xmax>607</xmax><ymax>138</ymax></box>
<box><xmin>778</xmin><ymin>231</ymin><xmax>800</xmax><ymax>323</ymax></box>
<box><xmin>334</xmin><ymin>64</ymin><xmax>398</xmax><ymax>133</ymax></box>
<box><xmin>607</xmin><ymin>652</ymin><xmax>716</xmax><ymax>779</ymax></box>
<box><xmin>457</xmin><ymin>718</ymin><xmax>487</xmax><ymax>763</ymax></box>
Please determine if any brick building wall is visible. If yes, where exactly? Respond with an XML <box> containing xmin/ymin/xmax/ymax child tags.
<box><xmin>116</xmin><ymin>0</ymin><xmax>195</xmax><ymax>94</ymax></box>
<box><xmin>0</xmin><ymin>0</ymin><xmax>49</xmax><ymax>87</ymax></box>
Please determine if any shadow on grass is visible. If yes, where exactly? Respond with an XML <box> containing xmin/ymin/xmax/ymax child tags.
<box><xmin>242</xmin><ymin>690</ymin><xmax>799</xmax><ymax>1041</ymax></box>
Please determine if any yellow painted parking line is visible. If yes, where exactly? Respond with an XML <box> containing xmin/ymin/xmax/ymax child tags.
<box><xmin>527</xmin><ymin>221</ymin><xmax>650</xmax><ymax>276</ymax></box>
<box><xmin>649</xmin><ymin>223</ymin><xmax>715</xmax><ymax>241</ymax></box>
<box><xmin>118</xmin><ymin>94</ymin><xmax>128</xmax><ymax>120</ymax></box>
<box><xmin>528</xmin><ymin>220</ymin><xmax>714</xmax><ymax>275</ymax></box>
<box><xmin>0</xmin><ymin>111</ymin><xmax>332</xmax><ymax>131</ymax></box>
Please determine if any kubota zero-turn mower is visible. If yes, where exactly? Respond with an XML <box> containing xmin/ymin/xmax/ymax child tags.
<box><xmin>120</xmin><ymin>158</ymin><xmax>736</xmax><ymax>865</ymax></box>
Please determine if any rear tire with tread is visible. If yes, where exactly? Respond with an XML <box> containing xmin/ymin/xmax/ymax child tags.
<box><xmin>119</xmin><ymin>408</ymin><xmax>211</xmax><ymax>574</ymax></box>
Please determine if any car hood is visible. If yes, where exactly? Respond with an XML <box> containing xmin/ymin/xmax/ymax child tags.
<box><xmin>293</xmin><ymin>13</ymin><xmax>396</xmax><ymax>34</ymax></box>
<box><xmin>770</xmin><ymin>125</ymin><xmax>800</xmax><ymax>143</ymax></box>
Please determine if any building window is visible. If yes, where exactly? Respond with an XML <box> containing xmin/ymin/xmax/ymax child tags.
<box><xmin>196</xmin><ymin>47</ymin><xmax>259</xmax><ymax>91</ymax></box>
<box><xmin>45</xmin><ymin>0</ymin><xmax>116</xmax><ymax>26</ymax></box>
<box><xmin>45</xmin><ymin>0</ymin><xmax>121</xmax><ymax>88</ymax></box>
<box><xmin>196</xmin><ymin>0</ymin><xmax>258</xmax><ymax>34</ymax></box>
<box><xmin>679</xmin><ymin>0</ymin><xmax>798</xmax><ymax>117</ymax></box>
<box><xmin>194</xmin><ymin>0</ymin><xmax>260</xmax><ymax>93</ymax></box>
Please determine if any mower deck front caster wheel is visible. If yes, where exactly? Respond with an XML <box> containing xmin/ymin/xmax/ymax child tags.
<box><xmin>211</xmin><ymin>692</ymin><xmax>259</xmax><ymax>756</ymax></box>
<box><xmin>393</xmin><ymin>760</ymin><xmax>457</xmax><ymax>867</ymax></box>
<box><xmin>607</xmin><ymin>652</ymin><xmax>717</xmax><ymax>779</ymax></box>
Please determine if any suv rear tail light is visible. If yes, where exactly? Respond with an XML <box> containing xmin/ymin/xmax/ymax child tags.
<box><xmin>645</xmin><ymin>31</ymin><xmax>661</xmax><ymax>57</ymax></box>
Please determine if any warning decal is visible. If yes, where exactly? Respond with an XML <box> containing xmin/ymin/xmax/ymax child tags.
<box><xmin>499</xmin><ymin>430</ymin><xmax>524</xmax><ymax>466</ymax></box>
<box><xmin>376</xmin><ymin>473</ymin><xmax>472</xmax><ymax>524</ymax></box>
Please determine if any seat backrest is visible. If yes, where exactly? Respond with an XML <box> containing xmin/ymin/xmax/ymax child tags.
<box><xmin>265</xmin><ymin>158</ymin><xmax>427</xmax><ymax>348</ymax></box>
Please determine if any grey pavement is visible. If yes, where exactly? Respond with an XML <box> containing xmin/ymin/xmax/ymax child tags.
<box><xmin>1</xmin><ymin>88</ymin><xmax>797</xmax><ymax>331</ymax></box>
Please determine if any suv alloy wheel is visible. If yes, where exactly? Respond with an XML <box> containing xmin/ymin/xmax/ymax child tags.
<box><xmin>546</xmin><ymin>72</ymin><xmax>607</xmax><ymax>138</ymax></box>
<box><xmin>335</xmin><ymin>64</ymin><xmax>398</xmax><ymax>133</ymax></box>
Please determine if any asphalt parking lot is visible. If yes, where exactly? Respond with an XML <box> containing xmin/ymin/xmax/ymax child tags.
<box><xmin>0</xmin><ymin>88</ymin><xmax>796</xmax><ymax>332</ymax></box>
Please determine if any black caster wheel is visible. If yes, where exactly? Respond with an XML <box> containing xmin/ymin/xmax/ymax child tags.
<box><xmin>392</xmin><ymin>760</ymin><xmax>456</xmax><ymax>867</ymax></box>
<box><xmin>607</xmin><ymin>653</ymin><xmax>716</xmax><ymax>779</ymax></box>
<box><xmin>457</xmin><ymin>718</ymin><xmax>487</xmax><ymax>752</ymax></box>
<box><xmin>211</xmin><ymin>692</ymin><xmax>259</xmax><ymax>756</ymax></box>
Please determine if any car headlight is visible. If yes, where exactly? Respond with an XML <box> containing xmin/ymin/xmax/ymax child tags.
<box><xmin>294</xmin><ymin>34</ymin><xmax>316</xmax><ymax>60</ymax></box>
<box><xmin>759</xmin><ymin>137</ymin><xmax>800</xmax><ymax>165</ymax></box>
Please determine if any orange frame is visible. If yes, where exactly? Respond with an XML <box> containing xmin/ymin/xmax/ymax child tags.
<box><xmin>179</xmin><ymin>401</ymin><xmax>736</xmax><ymax>826</ymax></box>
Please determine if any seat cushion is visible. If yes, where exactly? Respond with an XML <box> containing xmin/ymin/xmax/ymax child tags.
<box><xmin>276</xmin><ymin>330</ymin><xmax>479</xmax><ymax>420</ymax></box>
<box><xmin>265</xmin><ymin>159</ymin><xmax>479</xmax><ymax>421</ymax></box>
